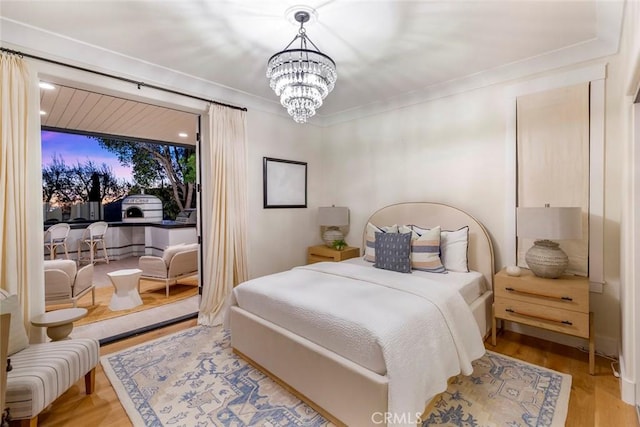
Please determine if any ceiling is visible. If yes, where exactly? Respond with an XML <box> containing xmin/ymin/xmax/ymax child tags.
<box><xmin>39</xmin><ymin>83</ymin><xmax>199</xmax><ymax>145</ymax></box>
<box><xmin>1</xmin><ymin>0</ymin><xmax>623</xmax><ymax>121</ymax></box>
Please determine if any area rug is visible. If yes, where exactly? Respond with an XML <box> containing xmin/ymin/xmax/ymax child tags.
<box><xmin>101</xmin><ymin>326</ymin><xmax>572</xmax><ymax>427</ymax></box>
<box><xmin>48</xmin><ymin>278</ymin><xmax>198</xmax><ymax>326</ymax></box>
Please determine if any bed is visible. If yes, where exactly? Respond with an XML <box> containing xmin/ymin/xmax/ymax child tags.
<box><xmin>229</xmin><ymin>202</ymin><xmax>495</xmax><ymax>426</ymax></box>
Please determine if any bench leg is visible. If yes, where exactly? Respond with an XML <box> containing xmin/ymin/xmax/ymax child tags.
<box><xmin>85</xmin><ymin>368</ymin><xmax>96</xmax><ymax>395</ymax></box>
<box><xmin>18</xmin><ymin>416</ymin><xmax>37</xmax><ymax>427</ymax></box>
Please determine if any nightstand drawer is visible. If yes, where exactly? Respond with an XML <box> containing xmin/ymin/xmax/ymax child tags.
<box><xmin>495</xmin><ymin>299</ymin><xmax>589</xmax><ymax>338</ymax></box>
<box><xmin>495</xmin><ymin>272</ymin><xmax>588</xmax><ymax>313</ymax></box>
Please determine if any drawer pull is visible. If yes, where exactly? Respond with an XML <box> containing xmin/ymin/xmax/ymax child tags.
<box><xmin>504</xmin><ymin>287</ymin><xmax>573</xmax><ymax>302</ymax></box>
<box><xmin>505</xmin><ymin>308</ymin><xmax>573</xmax><ymax>326</ymax></box>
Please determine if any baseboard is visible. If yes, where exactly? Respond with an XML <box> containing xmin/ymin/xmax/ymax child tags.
<box><xmin>619</xmin><ymin>354</ymin><xmax>637</xmax><ymax>405</ymax></box>
<box><xmin>504</xmin><ymin>323</ymin><xmax>618</xmax><ymax>359</ymax></box>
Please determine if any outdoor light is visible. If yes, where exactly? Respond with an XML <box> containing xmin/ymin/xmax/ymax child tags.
<box><xmin>266</xmin><ymin>9</ymin><xmax>337</xmax><ymax>124</ymax></box>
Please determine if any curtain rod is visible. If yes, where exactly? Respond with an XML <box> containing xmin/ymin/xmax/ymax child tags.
<box><xmin>1</xmin><ymin>47</ymin><xmax>248</xmax><ymax>112</ymax></box>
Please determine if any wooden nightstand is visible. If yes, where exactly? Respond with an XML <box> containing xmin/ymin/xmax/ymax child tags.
<box><xmin>307</xmin><ymin>245</ymin><xmax>360</xmax><ymax>264</ymax></box>
<box><xmin>492</xmin><ymin>268</ymin><xmax>594</xmax><ymax>374</ymax></box>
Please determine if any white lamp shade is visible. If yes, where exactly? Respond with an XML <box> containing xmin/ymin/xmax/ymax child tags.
<box><xmin>517</xmin><ymin>207</ymin><xmax>582</xmax><ymax>240</ymax></box>
<box><xmin>318</xmin><ymin>206</ymin><xmax>349</xmax><ymax>227</ymax></box>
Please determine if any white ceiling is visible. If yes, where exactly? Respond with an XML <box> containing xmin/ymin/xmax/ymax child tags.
<box><xmin>39</xmin><ymin>83</ymin><xmax>199</xmax><ymax>145</ymax></box>
<box><xmin>0</xmin><ymin>0</ymin><xmax>623</xmax><ymax>121</ymax></box>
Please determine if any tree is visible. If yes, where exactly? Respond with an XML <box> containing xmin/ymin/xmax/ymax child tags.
<box><xmin>42</xmin><ymin>155</ymin><xmax>130</xmax><ymax>210</ymax></box>
<box><xmin>93</xmin><ymin>137</ymin><xmax>196</xmax><ymax>212</ymax></box>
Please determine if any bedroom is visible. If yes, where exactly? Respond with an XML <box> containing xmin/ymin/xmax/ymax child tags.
<box><xmin>1</xmin><ymin>0</ymin><xmax>640</xmax><ymax>426</ymax></box>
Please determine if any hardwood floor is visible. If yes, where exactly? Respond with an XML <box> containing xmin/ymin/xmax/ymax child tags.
<box><xmin>20</xmin><ymin>323</ymin><xmax>638</xmax><ymax>427</ymax></box>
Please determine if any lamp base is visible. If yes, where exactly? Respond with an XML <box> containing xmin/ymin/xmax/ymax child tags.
<box><xmin>525</xmin><ymin>240</ymin><xmax>568</xmax><ymax>279</ymax></box>
<box><xmin>322</xmin><ymin>227</ymin><xmax>344</xmax><ymax>247</ymax></box>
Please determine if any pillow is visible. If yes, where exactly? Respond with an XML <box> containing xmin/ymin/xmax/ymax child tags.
<box><xmin>43</xmin><ymin>259</ymin><xmax>77</xmax><ymax>278</ymax></box>
<box><xmin>409</xmin><ymin>226</ymin><xmax>447</xmax><ymax>273</ymax></box>
<box><xmin>0</xmin><ymin>289</ymin><xmax>30</xmax><ymax>356</ymax></box>
<box><xmin>441</xmin><ymin>226</ymin><xmax>469</xmax><ymax>272</ymax></box>
<box><xmin>374</xmin><ymin>232</ymin><xmax>411</xmax><ymax>273</ymax></box>
<box><xmin>413</xmin><ymin>225</ymin><xmax>469</xmax><ymax>272</ymax></box>
<box><xmin>162</xmin><ymin>243</ymin><xmax>186</xmax><ymax>265</ymax></box>
<box><xmin>364</xmin><ymin>223</ymin><xmax>398</xmax><ymax>262</ymax></box>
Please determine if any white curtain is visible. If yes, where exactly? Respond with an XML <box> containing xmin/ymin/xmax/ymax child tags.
<box><xmin>0</xmin><ymin>53</ymin><xmax>45</xmax><ymax>341</ymax></box>
<box><xmin>198</xmin><ymin>104</ymin><xmax>248</xmax><ymax>326</ymax></box>
<box><xmin>516</xmin><ymin>83</ymin><xmax>590</xmax><ymax>276</ymax></box>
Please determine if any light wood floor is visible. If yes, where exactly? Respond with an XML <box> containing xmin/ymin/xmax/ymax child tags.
<box><xmin>22</xmin><ymin>323</ymin><xmax>638</xmax><ymax>427</ymax></box>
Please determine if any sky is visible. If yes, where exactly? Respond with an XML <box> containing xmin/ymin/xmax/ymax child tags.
<box><xmin>41</xmin><ymin>130</ymin><xmax>133</xmax><ymax>181</ymax></box>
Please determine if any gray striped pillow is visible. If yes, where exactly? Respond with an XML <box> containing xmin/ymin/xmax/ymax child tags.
<box><xmin>410</xmin><ymin>226</ymin><xmax>447</xmax><ymax>273</ymax></box>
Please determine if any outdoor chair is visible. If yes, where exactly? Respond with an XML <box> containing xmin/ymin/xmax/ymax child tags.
<box><xmin>44</xmin><ymin>259</ymin><xmax>95</xmax><ymax>308</ymax></box>
<box><xmin>43</xmin><ymin>223</ymin><xmax>70</xmax><ymax>260</ymax></box>
<box><xmin>77</xmin><ymin>221</ymin><xmax>109</xmax><ymax>264</ymax></box>
<box><xmin>138</xmin><ymin>243</ymin><xmax>199</xmax><ymax>297</ymax></box>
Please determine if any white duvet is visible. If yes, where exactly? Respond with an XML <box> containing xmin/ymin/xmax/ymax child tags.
<box><xmin>231</xmin><ymin>261</ymin><xmax>485</xmax><ymax>426</ymax></box>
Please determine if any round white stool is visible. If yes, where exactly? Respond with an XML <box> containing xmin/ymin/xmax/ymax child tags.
<box><xmin>108</xmin><ymin>268</ymin><xmax>143</xmax><ymax>311</ymax></box>
<box><xmin>31</xmin><ymin>308</ymin><xmax>87</xmax><ymax>341</ymax></box>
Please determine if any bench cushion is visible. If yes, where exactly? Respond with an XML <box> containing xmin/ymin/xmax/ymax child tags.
<box><xmin>5</xmin><ymin>338</ymin><xmax>99</xmax><ymax>420</ymax></box>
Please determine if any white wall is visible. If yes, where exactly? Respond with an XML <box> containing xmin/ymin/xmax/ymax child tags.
<box><xmin>246</xmin><ymin>110</ymin><xmax>324</xmax><ymax>278</ymax></box>
<box><xmin>321</xmin><ymin>54</ymin><xmax>631</xmax><ymax>356</ymax></box>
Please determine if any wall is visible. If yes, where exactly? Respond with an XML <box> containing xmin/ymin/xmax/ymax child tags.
<box><xmin>618</xmin><ymin>0</ymin><xmax>640</xmax><ymax>406</ymax></box>
<box><xmin>246</xmin><ymin>110</ymin><xmax>324</xmax><ymax>278</ymax></box>
<box><xmin>322</xmin><ymin>55</ymin><xmax>629</xmax><ymax>356</ymax></box>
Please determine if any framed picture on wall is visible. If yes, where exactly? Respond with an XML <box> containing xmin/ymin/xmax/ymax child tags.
<box><xmin>263</xmin><ymin>157</ymin><xmax>307</xmax><ymax>208</ymax></box>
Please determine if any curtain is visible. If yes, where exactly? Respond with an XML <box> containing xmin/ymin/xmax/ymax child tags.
<box><xmin>0</xmin><ymin>53</ymin><xmax>45</xmax><ymax>341</ymax></box>
<box><xmin>516</xmin><ymin>83</ymin><xmax>590</xmax><ymax>276</ymax></box>
<box><xmin>198</xmin><ymin>104</ymin><xmax>248</xmax><ymax>326</ymax></box>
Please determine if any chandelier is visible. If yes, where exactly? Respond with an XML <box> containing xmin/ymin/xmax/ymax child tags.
<box><xmin>266</xmin><ymin>10</ymin><xmax>337</xmax><ymax>123</ymax></box>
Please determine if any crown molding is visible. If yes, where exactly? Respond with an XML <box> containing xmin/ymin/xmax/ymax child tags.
<box><xmin>318</xmin><ymin>1</ymin><xmax>624</xmax><ymax>127</ymax></box>
<box><xmin>1</xmin><ymin>0</ymin><xmax>624</xmax><ymax>128</ymax></box>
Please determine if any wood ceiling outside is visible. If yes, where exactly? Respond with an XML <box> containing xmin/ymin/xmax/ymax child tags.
<box><xmin>40</xmin><ymin>84</ymin><xmax>198</xmax><ymax>145</ymax></box>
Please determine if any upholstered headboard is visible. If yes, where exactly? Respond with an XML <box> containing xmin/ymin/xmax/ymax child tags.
<box><xmin>362</xmin><ymin>202</ymin><xmax>495</xmax><ymax>289</ymax></box>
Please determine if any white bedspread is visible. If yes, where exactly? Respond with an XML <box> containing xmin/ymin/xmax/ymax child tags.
<box><xmin>231</xmin><ymin>262</ymin><xmax>485</xmax><ymax>426</ymax></box>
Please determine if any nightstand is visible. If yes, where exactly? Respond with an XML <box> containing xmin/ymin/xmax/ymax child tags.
<box><xmin>307</xmin><ymin>245</ymin><xmax>360</xmax><ymax>264</ymax></box>
<box><xmin>492</xmin><ymin>268</ymin><xmax>594</xmax><ymax>374</ymax></box>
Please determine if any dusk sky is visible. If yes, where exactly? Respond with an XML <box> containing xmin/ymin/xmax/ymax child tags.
<box><xmin>41</xmin><ymin>130</ymin><xmax>133</xmax><ymax>181</ymax></box>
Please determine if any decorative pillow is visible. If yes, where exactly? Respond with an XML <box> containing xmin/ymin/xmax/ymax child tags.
<box><xmin>410</xmin><ymin>226</ymin><xmax>447</xmax><ymax>273</ymax></box>
<box><xmin>162</xmin><ymin>243</ymin><xmax>186</xmax><ymax>265</ymax></box>
<box><xmin>441</xmin><ymin>226</ymin><xmax>470</xmax><ymax>272</ymax></box>
<box><xmin>43</xmin><ymin>259</ymin><xmax>77</xmax><ymax>279</ymax></box>
<box><xmin>374</xmin><ymin>232</ymin><xmax>411</xmax><ymax>273</ymax></box>
<box><xmin>364</xmin><ymin>223</ymin><xmax>398</xmax><ymax>262</ymax></box>
<box><xmin>0</xmin><ymin>289</ymin><xmax>30</xmax><ymax>356</ymax></box>
<box><xmin>413</xmin><ymin>225</ymin><xmax>469</xmax><ymax>272</ymax></box>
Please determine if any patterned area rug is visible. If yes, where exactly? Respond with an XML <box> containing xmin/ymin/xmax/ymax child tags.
<box><xmin>101</xmin><ymin>326</ymin><xmax>571</xmax><ymax>427</ymax></box>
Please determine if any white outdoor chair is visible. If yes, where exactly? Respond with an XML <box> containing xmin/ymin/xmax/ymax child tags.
<box><xmin>77</xmin><ymin>221</ymin><xmax>109</xmax><ymax>264</ymax></box>
<box><xmin>44</xmin><ymin>223</ymin><xmax>70</xmax><ymax>260</ymax></box>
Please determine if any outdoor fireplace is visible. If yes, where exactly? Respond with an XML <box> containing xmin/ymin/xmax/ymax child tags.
<box><xmin>121</xmin><ymin>194</ymin><xmax>163</xmax><ymax>223</ymax></box>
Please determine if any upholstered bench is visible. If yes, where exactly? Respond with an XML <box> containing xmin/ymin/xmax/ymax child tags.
<box><xmin>6</xmin><ymin>339</ymin><xmax>99</xmax><ymax>425</ymax></box>
<box><xmin>1</xmin><ymin>290</ymin><xmax>99</xmax><ymax>426</ymax></box>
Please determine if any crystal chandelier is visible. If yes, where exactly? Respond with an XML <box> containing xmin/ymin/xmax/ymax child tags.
<box><xmin>266</xmin><ymin>10</ymin><xmax>337</xmax><ymax>123</ymax></box>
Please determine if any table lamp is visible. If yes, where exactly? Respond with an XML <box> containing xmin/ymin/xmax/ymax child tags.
<box><xmin>517</xmin><ymin>205</ymin><xmax>582</xmax><ymax>279</ymax></box>
<box><xmin>318</xmin><ymin>206</ymin><xmax>349</xmax><ymax>247</ymax></box>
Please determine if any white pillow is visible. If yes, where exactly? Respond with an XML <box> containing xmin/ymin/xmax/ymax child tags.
<box><xmin>0</xmin><ymin>290</ymin><xmax>30</xmax><ymax>356</ymax></box>
<box><xmin>413</xmin><ymin>225</ymin><xmax>469</xmax><ymax>272</ymax></box>
<box><xmin>441</xmin><ymin>227</ymin><xmax>470</xmax><ymax>272</ymax></box>
<box><xmin>162</xmin><ymin>243</ymin><xmax>186</xmax><ymax>265</ymax></box>
<box><xmin>364</xmin><ymin>223</ymin><xmax>398</xmax><ymax>262</ymax></box>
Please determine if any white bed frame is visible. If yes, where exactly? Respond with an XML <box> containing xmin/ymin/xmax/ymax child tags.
<box><xmin>230</xmin><ymin>202</ymin><xmax>495</xmax><ymax>426</ymax></box>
